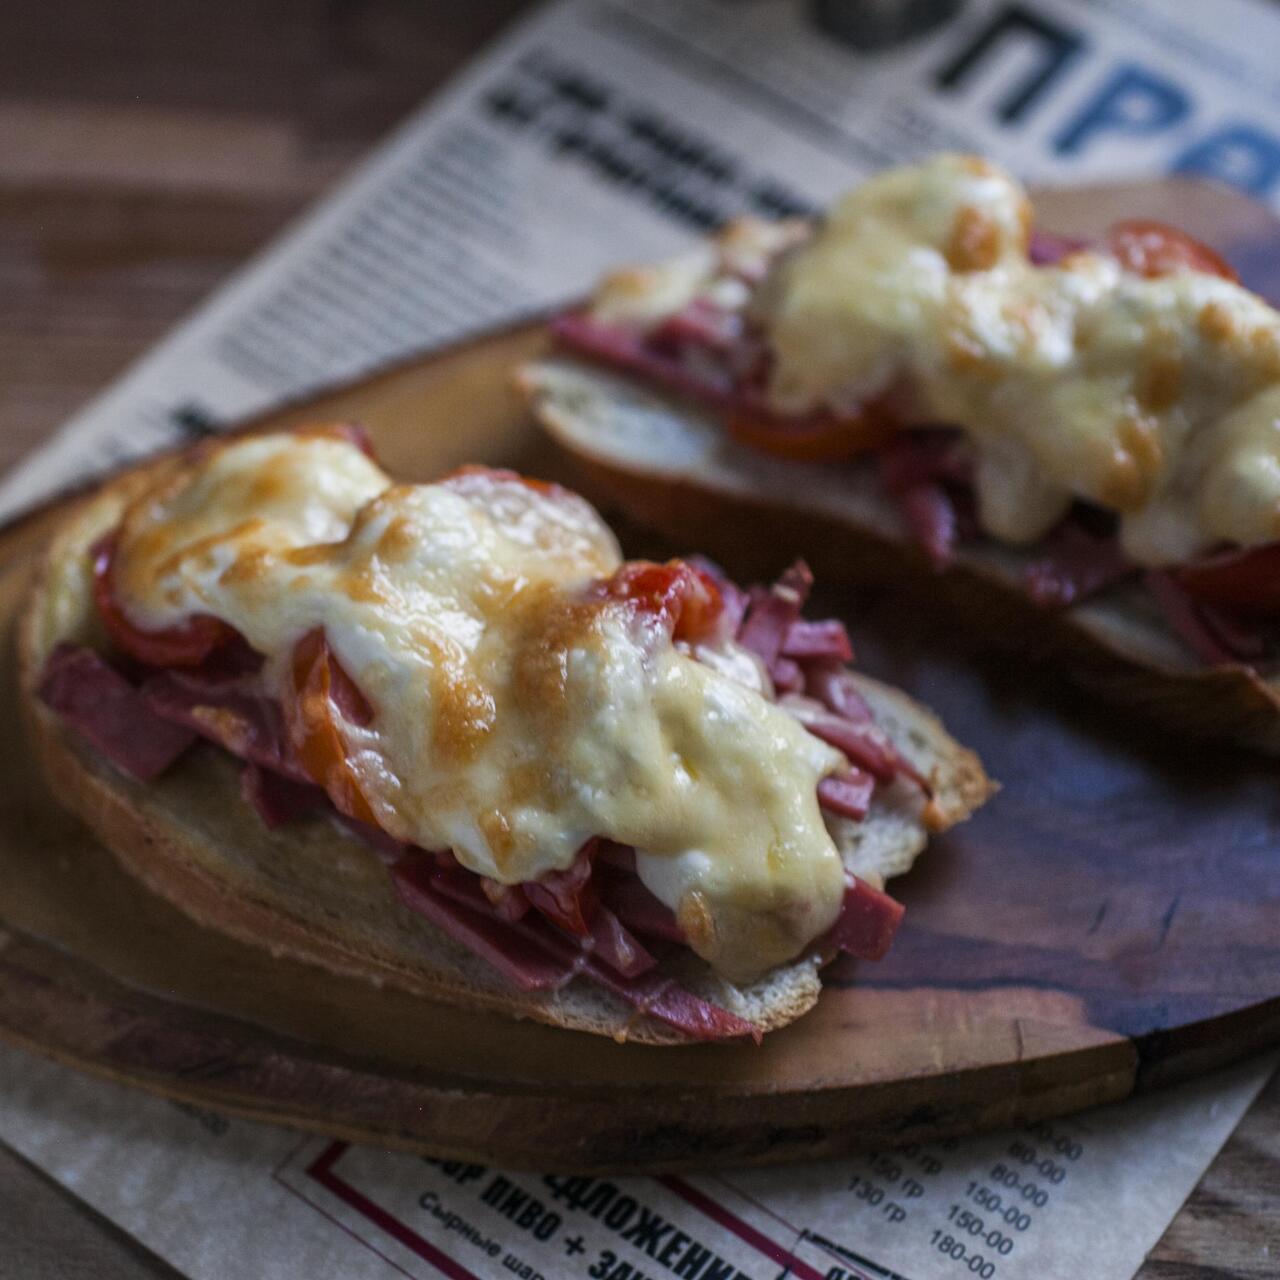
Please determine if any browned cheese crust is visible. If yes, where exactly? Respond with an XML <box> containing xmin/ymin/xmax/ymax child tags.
<box><xmin>18</xmin><ymin>457</ymin><xmax>990</xmax><ymax>1044</ymax></box>
<box><xmin>522</xmin><ymin>358</ymin><xmax>1280</xmax><ymax>755</ymax></box>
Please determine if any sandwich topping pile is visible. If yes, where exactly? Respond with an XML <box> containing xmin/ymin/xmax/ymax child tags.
<box><xmin>553</xmin><ymin>153</ymin><xmax>1280</xmax><ymax>667</ymax></box>
<box><xmin>36</xmin><ymin>426</ymin><xmax>952</xmax><ymax>1041</ymax></box>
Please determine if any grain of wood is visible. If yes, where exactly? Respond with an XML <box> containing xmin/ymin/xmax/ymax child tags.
<box><xmin>0</xmin><ymin>0</ymin><xmax>1275</xmax><ymax>1272</ymax></box>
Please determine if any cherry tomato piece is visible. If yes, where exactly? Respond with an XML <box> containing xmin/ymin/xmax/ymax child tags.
<box><xmin>729</xmin><ymin>408</ymin><xmax>893</xmax><ymax>464</ymax></box>
<box><xmin>287</xmin><ymin>628</ymin><xmax>379</xmax><ymax>827</ymax></box>
<box><xmin>600</xmin><ymin>560</ymin><xmax>725</xmax><ymax>644</ymax></box>
<box><xmin>92</xmin><ymin>536</ymin><xmax>240</xmax><ymax>668</ymax></box>
<box><xmin>1107</xmin><ymin>220</ymin><xmax>1237</xmax><ymax>282</ymax></box>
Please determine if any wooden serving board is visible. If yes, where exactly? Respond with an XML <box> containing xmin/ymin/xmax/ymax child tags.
<box><xmin>4</xmin><ymin>180</ymin><xmax>1280</xmax><ymax>1173</ymax></box>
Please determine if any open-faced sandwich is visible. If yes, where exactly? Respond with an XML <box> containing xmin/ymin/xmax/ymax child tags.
<box><xmin>20</xmin><ymin>426</ymin><xmax>991</xmax><ymax>1043</ymax></box>
<box><xmin>523</xmin><ymin>153</ymin><xmax>1280</xmax><ymax>751</ymax></box>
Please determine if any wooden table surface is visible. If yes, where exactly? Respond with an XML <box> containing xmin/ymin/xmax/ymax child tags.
<box><xmin>0</xmin><ymin>2</ymin><xmax>1277</xmax><ymax>1276</ymax></box>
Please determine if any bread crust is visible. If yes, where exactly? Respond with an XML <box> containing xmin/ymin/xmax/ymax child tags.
<box><xmin>523</xmin><ymin>357</ymin><xmax>1280</xmax><ymax>755</ymax></box>
<box><xmin>18</xmin><ymin>455</ymin><xmax>989</xmax><ymax>1043</ymax></box>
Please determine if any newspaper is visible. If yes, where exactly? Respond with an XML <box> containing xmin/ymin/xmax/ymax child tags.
<box><xmin>8</xmin><ymin>0</ymin><xmax>1280</xmax><ymax>519</ymax></box>
<box><xmin>5</xmin><ymin>0</ymin><xmax>1280</xmax><ymax>1275</ymax></box>
<box><xmin>1</xmin><ymin>1045</ymin><xmax>1274</xmax><ymax>1280</ymax></box>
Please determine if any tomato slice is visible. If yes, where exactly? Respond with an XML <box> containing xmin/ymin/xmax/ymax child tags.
<box><xmin>92</xmin><ymin>536</ymin><xmax>240</xmax><ymax>668</ymax></box>
<box><xmin>600</xmin><ymin>560</ymin><xmax>724</xmax><ymax>644</ymax></box>
<box><xmin>441</xmin><ymin>463</ymin><xmax>558</xmax><ymax>496</ymax></box>
<box><xmin>1107</xmin><ymin>220</ymin><xmax>1238</xmax><ymax>282</ymax></box>
<box><xmin>522</xmin><ymin>846</ymin><xmax>595</xmax><ymax>938</ymax></box>
<box><xmin>729</xmin><ymin>407</ymin><xmax>893</xmax><ymax>464</ymax></box>
<box><xmin>294</xmin><ymin>421</ymin><xmax>377</xmax><ymax>458</ymax></box>
<box><xmin>1173</xmin><ymin>542</ymin><xmax>1280</xmax><ymax>618</ymax></box>
<box><xmin>286</xmin><ymin>628</ymin><xmax>379</xmax><ymax>827</ymax></box>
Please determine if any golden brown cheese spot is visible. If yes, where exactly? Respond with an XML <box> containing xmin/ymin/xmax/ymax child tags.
<box><xmin>1248</xmin><ymin>324</ymin><xmax>1280</xmax><ymax>379</ymax></box>
<box><xmin>114</xmin><ymin>433</ymin><xmax>391</xmax><ymax>627</ymax></box>
<box><xmin>1136</xmin><ymin>340</ymin><xmax>1183</xmax><ymax>415</ymax></box>
<box><xmin>946</xmin><ymin>206</ymin><xmax>1001</xmax><ymax>273</ymax></box>
<box><xmin>1198</xmin><ymin>300</ymin><xmax>1239</xmax><ymax>345</ymax></box>
<box><xmin>246</xmin><ymin>466</ymin><xmax>293</xmax><ymax>510</ymax></box>
<box><xmin>189</xmin><ymin>705</ymin><xmax>249</xmax><ymax>741</ymax></box>
<box><xmin>110</xmin><ymin>433</ymin><xmax>850</xmax><ymax>982</ymax></box>
<box><xmin>749</xmin><ymin>153</ymin><xmax>1280</xmax><ymax>564</ymax></box>
<box><xmin>156</xmin><ymin>519</ymin><xmax>264</xmax><ymax>579</ymax></box>
<box><xmin>958</xmin><ymin>154</ymin><xmax>998</xmax><ymax>177</ymax></box>
<box><xmin>218</xmin><ymin>543</ymin><xmax>273</xmax><ymax>588</ymax></box>
<box><xmin>507</xmin><ymin>588</ymin><xmax>612</xmax><ymax>742</ymax></box>
<box><xmin>478</xmin><ymin>808</ymin><xmax>517</xmax><ymax>869</ymax></box>
<box><xmin>283</xmin><ymin>545</ymin><xmax>336</xmax><ymax>568</ymax></box>
<box><xmin>501</xmin><ymin>760</ymin><xmax>554</xmax><ymax>813</ymax></box>
<box><xmin>430</xmin><ymin>650</ymin><xmax>497</xmax><ymax>764</ymax></box>
<box><xmin>1100</xmin><ymin>412</ymin><xmax>1162</xmax><ymax>512</ymax></box>
<box><xmin>944</xmin><ymin>324</ymin><xmax>999</xmax><ymax>378</ymax></box>
<box><xmin>374</xmin><ymin>513</ymin><xmax>422</xmax><ymax>562</ymax></box>
<box><xmin>341</xmin><ymin>568</ymin><xmax>391</xmax><ymax>606</ymax></box>
<box><xmin>676</xmin><ymin>890</ymin><xmax>717</xmax><ymax>957</ymax></box>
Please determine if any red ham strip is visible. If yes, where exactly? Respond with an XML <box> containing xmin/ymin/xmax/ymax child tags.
<box><xmin>553</xmin><ymin>310</ymin><xmax>817</xmax><ymax>437</ymax></box>
<box><xmin>240</xmin><ymin>764</ymin><xmax>327</xmax><ymax>829</ymax></box>
<box><xmin>597</xmin><ymin>871</ymin><xmax>686</xmax><ymax>944</ymax></box>
<box><xmin>1173</xmin><ymin>541</ymin><xmax>1280</xmax><ymax>619</ymax></box>
<box><xmin>783</xmin><ymin>695</ymin><xmax>901</xmax><ymax>782</ymax></box>
<box><xmin>817</xmin><ymin>771</ymin><xmax>876</xmax><ymax>821</ymax></box>
<box><xmin>879</xmin><ymin>429</ymin><xmax>971</xmax><ymax>491</ymax></box>
<box><xmin>1197</xmin><ymin>605</ymin><xmax>1268</xmax><ymax>662</ymax></box>
<box><xmin>879</xmin><ymin>432</ymin><xmax>971</xmax><ymax>569</ymax></box>
<box><xmin>650</xmin><ymin>296</ymin><xmax>744</xmax><ymax>351</ymax></box>
<box><xmin>522</xmin><ymin>848</ymin><xmax>595</xmax><ymax>936</ymax></box>
<box><xmin>48</xmin><ymin>539</ymin><xmax>923</xmax><ymax>1041</ymax></box>
<box><xmin>518</xmin><ymin>843</ymin><xmax>658</xmax><ymax>979</ymax></box>
<box><xmin>895</xmin><ymin>483</ymin><xmax>958</xmax><ymax>568</ymax></box>
<box><xmin>581</xmin><ymin>901</ymin><xmax>657</xmax><ymax>980</ymax></box>
<box><xmin>769</xmin><ymin>655</ymin><xmax>804</xmax><ymax>694</ymax></box>
<box><xmin>688</xmin><ymin>556</ymin><xmax>749</xmax><ymax>634</ymax></box>
<box><xmin>481</xmin><ymin>878</ymin><xmax>531</xmax><ymax>923</ymax></box>
<box><xmin>142</xmin><ymin>670</ymin><xmax>312</xmax><ymax>783</ymax></box>
<box><xmin>782</xmin><ymin>619</ymin><xmax>854</xmax><ymax>662</ymax></box>
<box><xmin>782</xmin><ymin>686</ymin><xmax>930</xmax><ymax>794</ymax></box>
<box><xmin>1145</xmin><ymin>572</ymin><xmax>1266</xmax><ymax>665</ymax></box>
<box><xmin>1028</xmin><ymin>229</ymin><xmax>1090</xmax><ymax>265</ymax></box>
<box><xmin>393</xmin><ymin>857</ymin><xmax>757</xmax><ymax>1042</ymax></box>
<box><xmin>600</xmin><ymin>970</ymin><xmax>761</xmax><ymax>1045</ymax></box>
<box><xmin>332</xmin><ymin>812</ymin><xmax>412</xmax><ymax>865</ymax></box>
<box><xmin>703</xmin><ymin>565</ymin><xmax>932</xmax><ymax>796</ymax></box>
<box><xmin>38</xmin><ymin>643</ymin><xmax>196</xmax><ymax>781</ymax></box>
<box><xmin>737</xmin><ymin>561</ymin><xmax>813</xmax><ymax>670</ymax></box>
<box><xmin>440</xmin><ymin>849</ymin><xmax>660</xmax><ymax>977</ymax></box>
<box><xmin>551</xmin><ymin>312</ymin><xmax>740</xmax><ymax>410</ymax></box>
<box><xmin>392</xmin><ymin>858</ymin><xmax>580</xmax><ymax>993</ymax></box>
<box><xmin>1024</xmin><ymin>520</ymin><xmax>1136</xmax><ymax>608</ymax></box>
<box><xmin>803</xmin><ymin>659</ymin><xmax>877</xmax><ymax>722</ymax></box>
<box><xmin>822</xmin><ymin>876</ymin><xmax>905</xmax><ymax>962</ymax></box>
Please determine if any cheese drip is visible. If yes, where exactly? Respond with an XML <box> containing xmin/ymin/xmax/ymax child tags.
<box><xmin>112</xmin><ymin>432</ymin><xmax>847</xmax><ymax>981</ymax></box>
<box><xmin>760</xmin><ymin>153</ymin><xmax>1280</xmax><ymax>566</ymax></box>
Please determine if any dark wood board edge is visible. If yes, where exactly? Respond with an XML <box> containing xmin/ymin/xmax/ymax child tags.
<box><xmin>0</xmin><ymin>924</ymin><xmax>1142</xmax><ymax>1173</ymax></box>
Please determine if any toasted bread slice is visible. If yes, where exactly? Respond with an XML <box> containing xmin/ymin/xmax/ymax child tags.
<box><xmin>18</xmin><ymin>462</ymin><xmax>991</xmax><ymax>1044</ymax></box>
<box><xmin>522</xmin><ymin>357</ymin><xmax>1280</xmax><ymax>755</ymax></box>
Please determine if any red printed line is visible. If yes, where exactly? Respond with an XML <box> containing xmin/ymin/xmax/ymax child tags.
<box><xmin>658</xmin><ymin>1175</ymin><xmax>826</xmax><ymax>1280</ymax></box>
<box><xmin>301</xmin><ymin>1142</ymin><xmax>826</xmax><ymax>1280</ymax></box>
<box><xmin>305</xmin><ymin>1142</ymin><xmax>483</xmax><ymax>1280</ymax></box>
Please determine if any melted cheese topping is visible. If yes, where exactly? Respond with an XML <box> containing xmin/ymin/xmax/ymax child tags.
<box><xmin>590</xmin><ymin>217</ymin><xmax>806</xmax><ymax>332</ymax></box>
<box><xmin>762</xmin><ymin>153</ymin><xmax>1280</xmax><ymax>565</ymax></box>
<box><xmin>113</xmin><ymin>432</ymin><xmax>847</xmax><ymax>981</ymax></box>
<box><xmin>587</xmin><ymin>154</ymin><xmax>1280</xmax><ymax>566</ymax></box>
